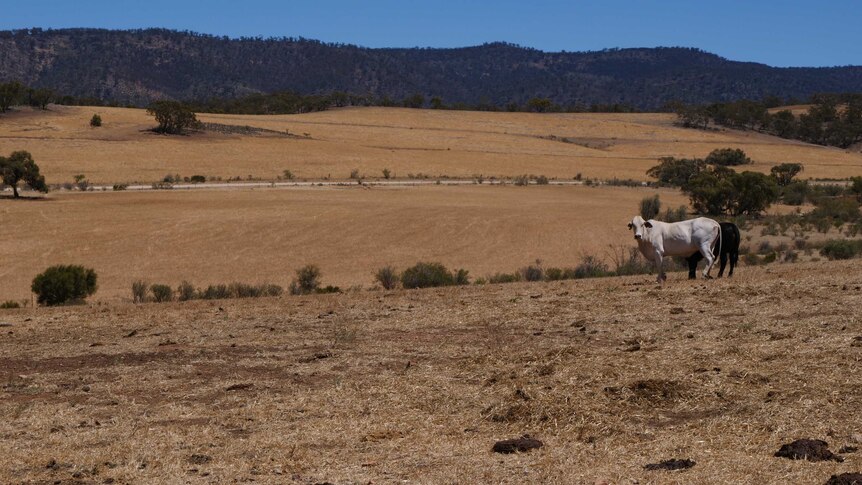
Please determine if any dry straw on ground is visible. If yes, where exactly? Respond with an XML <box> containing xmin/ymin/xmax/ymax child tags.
<box><xmin>1</xmin><ymin>259</ymin><xmax>860</xmax><ymax>483</ymax></box>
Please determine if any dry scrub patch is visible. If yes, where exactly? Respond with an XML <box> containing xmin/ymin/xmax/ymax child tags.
<box><xmin>1</xmin><ymin>105</ymin><xmax>860</xmax><ymax>183</ymax></box>
<box><xmin>1</xmin><ymin>260</ymin><xmax>861</xmax><ymax>483</ymax></box>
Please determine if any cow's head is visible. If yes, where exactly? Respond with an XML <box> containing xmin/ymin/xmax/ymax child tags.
<box><xmin>628</xmin><ymin>216</ymin><xmax>653</xmax><ymax>240</ymax></box>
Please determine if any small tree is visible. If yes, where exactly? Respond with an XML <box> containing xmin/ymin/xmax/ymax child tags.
<box><xmin>29</xmin><ymin>88</ymin><xmax>53</xmax><ymax>110</ymax></box>
<box><xmin>290</xmin><ymin>264</ymin><xmax>322</xmax><ymax>295</ymax></box>
<box><xmin>90</xmin><ymin>114</ymin><xmax>102</xmax><ymax>127</ymax></box>
<box><xmin>31</xmin><ymin>265</ymin><xmax>97</xmax><ymax>306</ymax></box>
<box><xmin>0</xmin><ymin>81</ymin><xmax>24</xmax><ymax>112</ymax></box>
<box><xmin>705</xmin><ymin>148</ymin><xmax>752</xmax><ymax>166</ymax></box>
<box><xmin>146</xmin><ymin>100</ymin><xmax>198</xmax><ymax>134</ymax></box>
<box><xmin>770</xmin><ymin>163</ymin><xmax>803</xmax><ymax>186</ymax></box>
<box><xmin>0</xmin><ymin>150</ymin><xmax>48</xmax><ymax>198</ymax></box>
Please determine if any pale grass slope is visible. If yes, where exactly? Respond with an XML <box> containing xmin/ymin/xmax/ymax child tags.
<box><xmin>0</xmin><ymin>259</ymin><xmax>860</xmax><ymax>483</ymax></box>
<box><xmin>0</xmin><ymin>105</ymin><xmax>860</xmax><ymax>183</ymax></box>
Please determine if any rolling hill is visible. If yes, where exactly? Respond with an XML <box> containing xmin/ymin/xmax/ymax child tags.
<box><xmin>2</xmin><ymin>28</ymin><xmax>862</xmax><ymax>109</ymax></box>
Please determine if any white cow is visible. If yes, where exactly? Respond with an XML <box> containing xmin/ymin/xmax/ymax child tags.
<box><xmin>628</xmin><ymin>216</ymin><xmax>722</xmax><ymax>283</ymax></box>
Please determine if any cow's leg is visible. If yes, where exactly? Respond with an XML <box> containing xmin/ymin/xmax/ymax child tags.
<box><xmin>729</xmin><ymin>251</ymin><xmax>738</xmax><ymax>277</ymax></box>
<box><xmin>699</xmin><ymin>243</ymin><xmax>716</xmax><ymax>279</ymax></box>
<box><xmin>717</xmin><ymin>252</ymin><xmax>728</xmax><ymax>278</ymax></box>
<box><xmin>686</xmin><ymin>254</ymin><xmax>698</xmax><ymax>279</ymax></box>
<box><xmin>654</xmin><ymin>251</ymin><xmax>666</xmax><ymax>283</ymax></box>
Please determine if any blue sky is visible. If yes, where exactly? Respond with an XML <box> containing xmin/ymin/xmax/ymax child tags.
<box><xmin>2</xmin><ymin>0</ymin><xmax>860</xmax><ymax>67</ymax></box>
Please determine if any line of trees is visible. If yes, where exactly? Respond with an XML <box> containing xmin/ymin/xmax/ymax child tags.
<box><xmin>646</xmin><ymin>148</ymin><xmax>787</xmax><ymax>216</ymax></box>
<box><xmin>672</xmin><ymin>93</ymin><xmax>862</xmax><ymax>148</ymax></box>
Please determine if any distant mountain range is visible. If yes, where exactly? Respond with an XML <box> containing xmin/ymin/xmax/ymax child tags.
<box><xmin>2</xmin><ymin>28</ymin><xmax>862</xmax><ymax>110</ymax></box>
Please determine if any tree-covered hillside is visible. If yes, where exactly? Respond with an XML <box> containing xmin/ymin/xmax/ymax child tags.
<box><xmin>2</xmin><ymin>28</ymin><xmax>862</xmax><ymax>109</ymax></box>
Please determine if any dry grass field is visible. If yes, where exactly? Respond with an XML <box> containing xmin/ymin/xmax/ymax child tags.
<box><xmin>1</xmin><ymin>105</ymin><xmax>860</xmax><ymax>184</ymax></box>
<box><xmin>1</xmin><ymin>259</ymin><xmax>861</xmax><ymax>484</ymax></box>
<box><xmin>0</xmin><ymin>185</ymin><xmax>689</xmax><ymax>301</ymax></box>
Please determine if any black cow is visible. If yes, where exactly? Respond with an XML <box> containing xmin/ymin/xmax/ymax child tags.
<box><xmin>686</xmin><ymin>222</ymin><xmax>740</xmax><ymax>278</ymax></box>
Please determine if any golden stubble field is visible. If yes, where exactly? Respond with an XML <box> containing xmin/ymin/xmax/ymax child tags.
<box><xmin>0</xmin><ymin>184</ymin><xmax>689</xmax><ymax>301</ymax></box>
<box><xmin>1</xmin><ymin>260</ymin><xmax>860</xmax><ymax>483</ymax></box>
<box><xmin>1</xmin><ymin>105</ymin><xmax>860</xmax><ymax>183</ymax></box>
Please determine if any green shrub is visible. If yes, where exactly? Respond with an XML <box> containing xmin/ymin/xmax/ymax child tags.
<box><xmin>112</xmin><ymin>183</ymin><xmax>129</xmax><ymax>191</ymax></box>
<box><xmin>316</xmin><ymin>285</ymin><xmax>341</xmax><ymax>294</ymax></box>
<box><xmin>743</xmin><ymin>253</ymin><xmax>761</xmax><ymax>266</ymax></box>
<box><xmin>661</xmin><ymin>205</ymin><xmax>689</xmax><ymax>223</ymax></box>
<box><xmin>1</xmin><ymin>300</ymin><xmax>21</xmax><ymax>309</ymax></box>
<box><xmin>177</xmin><ymin>281</ymin><xmax>196</xmax><ymax>301</ymax></box>
<box><xmin>401</xmin><ymin>262</ymin><xmax>455</xmax><ymax>289</ymax></box>
<box><xmin>375</xmin><ymin>266</ymin><xmax>400</xmax><ymax>290</ymax></box>
<box><xmin>150</xmin><ymin>284</ymin><xmax>173</xmax><ymax>303</ymax></box>
<box><xmin>820</xmin><ymin>239</ymin><xmax>862</xmax><ymax>260</ymax></box>
<box><xmin>544</xmin><ymin>267</ymin><xmax>564</xmax><ymax>281</ymax></box>
<box><xmin>382</xmin><ymin>168</ymin><xmax>392</xmax><ymax>179</ymax></box>
<box><xmin>487</xmin><ymin>272</ymin><xmax>521</xmax><ymax>284</ymax></box>
<box><xmin>131</xmin><ymin>280</ymin><xmax>148</xmax><ymax>303</ymax></box>
<box><xmin>705</xmin><ymin>148</ymin><xmax>752</xmax><ymax>166</ymax></box>
<box><xmin>453</xmin><ymin>268</ymin><xmax>470</xmax><ymax>285</ymax></box>
<box><xmin>31</xmin><ymin>265</ymin><xmax>98</xmax><ymax>306</ymax></box>
<box><xmin>90</xmin><ymin>114</ymin><xmax>102</xmax><ymax>127</ymax></box>
<box><xmin>201</xmin><ymin>284</ymin><xmax>231</xmax><ymax>300</ymax></box>
<box><xmin>189</xmin><ymin>175</ymin><xmax>206</xmax><ymax>183</ymax></box>
<box><xmin>534</xmin><ymin>175</ymin><xmax>549</xmax><ymax>185</ymax></box>
<box><xmin>640</xmin><ymin>195</ymin><xmax>661</xmax><ymax>220</ymax></box>
<box><xmin>290</xmin><ymin>264</ymin><xmax>322</xmax><ymax>295</ymax></box>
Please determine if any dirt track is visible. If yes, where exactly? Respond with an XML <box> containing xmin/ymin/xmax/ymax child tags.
<box><xmin>1</xmin><ymin>259</ymin><xmax>861</xmax><ymax>483</ymax></box>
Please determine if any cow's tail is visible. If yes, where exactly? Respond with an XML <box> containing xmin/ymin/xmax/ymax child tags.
<box><xmin>716</xmin><ymin>221</ymin><xmax>723</xmax><ymax>267</ymax></box>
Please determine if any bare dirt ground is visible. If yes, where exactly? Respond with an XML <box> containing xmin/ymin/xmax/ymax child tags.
<box><xmin>1</xmin><ymin>105</ymin><xmax>860</xmax><ymax>184</ymax></box>
<box><xmin>0</xmin><ymin>184</ymin><xmax>689</xmax><ymax>301</ymax></box>
<box><xmin>1</xmin><ymin>259</ymin><xmax>860</xmax><ymax>484</ymax></box>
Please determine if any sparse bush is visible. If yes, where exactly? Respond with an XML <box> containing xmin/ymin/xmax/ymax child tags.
<box><xmin>189</xmin><ymin>175</ymin><xmax>206</xmax><ymax>183</ymax></box>
<box><xmin>131</xmin><ymin>280</ymin><xmax>148</xmax><ymax>303</ymax></box>
<box><xmin>640</xmin><ymin>195</ymin><xmax>661</xmax><ymax>220</ymax></box>
<box><xmin>112</xmin><ymin>183</ymin><xmax>128</xmax><ymax>191</ymax></box>
<box><xmin>744</xmin><ymin>253</ymin><xmax>762</xmax><ymax>266</ymax></box>
<box><xmin>660</xmin><ymin>205</ymin><xmax>688</xmax><ymax>223</ymax></box>
<box><xmin>758</xmin><ymin>240</ymin><xmax>773</xmax><ymax>254</ymax></box>
<box><xmin>283</xmin><ymin>169</ymin><xmax>294</xmax><ymax>180</ymax></box>
<box><xmin>349</xmin><ymin>169</ymin><xmax>361</xmax><ymax>180</ymax></box>
<box><xmin>574</xmin><ymin>255</ymin><xmax>610</xmax><ymax>279</ymax></box>
<box><xmin>31</xmin><ymin>265</ymin><xmax>98</xmax><ymax>306</ymax></box>
<box><xmin>762</xmin><ymin>252</ymin><xmax>777</xmax><ymax>264</ymax></box>
<box><xmin>513</xmin><ymin>174</ymin><xmax>530</xmax><ymax>186</ymax></box>
<box><xmin>401</xmin><ymin>262</ymin><xmax>455</xmax><ymax>289</ymax></box>
<box><xmin>375</xmin><ymin>266</ymin><xmax>400</xmax><ymax>290</ymax></box>
<box><xmin>382</xmin><ymin>168</ymin><xmax>392</xmax><ymax>179</ymax></box>
<box><xmin>1</xmin><ymin>300</ymin><xmax>21</xmax><ymax>309</ymax></box>
<box><xmin>820</xmin><ymin>239</ymin><xmax>862</xmax><ymax>260</ymax></box>
<box><xmin>544</xmin><ymin>267</ymin><xmax>564</xmax><ymax>281</ymax></box>
<box><xmin>177</xmin><ymin>281</ymin><xmax>196</xmax><ymax>301</ymax></box>
<box><xmin>454</xmin><ymin>268</ymin><xmax>470</xmax><ymax>285</ymax></box>
<box><xmin>150</xmin><ymin>283</ymin><xmax>173</xmax><ymax>303</ymax></box>
<box><xmin>200</xmin><ymin>284</ymin><xmax>231</xmax><ymax>300</ymax></box>
<box><xmin>487</xmin><ymin>272</ymin><xmax>521</xmax><ymax>284</ymax></box>
<box><xmin>73</xmin><ymin>174</ymin><xmax>89</xmax><ymax>191</ymax></box>
<box><xmin>783</xmin><ymin>251</ymin><xmax>799</xmax><ymax>263</ymax></box>
<box><xmin>520</xmin><ymin>260</ymin><xmax>545</xmax><ymax>282</ymax></box>
<box><xmin>534</xmin><ymin>175</ymin><xmax>549</xmax><ymax>185</ymax></box>
<box><xmin>290</xmin><ymin>264</ymin><xmax>322</xmax><ymax>295</ymax></box>
<box><xmin>608</xmin><ymin>245</ymin><xmax>652</xmax><ymax>276</ymax></box>
<box><xmin>317</xmin><ymin>285</ymin><xmax>341</xmax><ymax>294</ymax></box>
<box><xmin>90</xmin><ymin>114</ymin><xmax>102</xmax><ymax>127</ymax></box>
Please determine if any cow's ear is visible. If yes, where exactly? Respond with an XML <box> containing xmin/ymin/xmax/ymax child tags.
<box><xmin>644</xmin><ymin>221</ymin><xmax>653</xmax><ymax>228</ymax></box>
<box><xmin>627</xmin><ymin>223</ymin><xmax>633</xmax><ymax>229</ymax></box>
